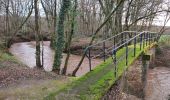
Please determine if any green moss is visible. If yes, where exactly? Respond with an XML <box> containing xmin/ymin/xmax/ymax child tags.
<box><xmin>83</xmin><ymin>45</ymin><xmax>144</xmax><ymax>99</ymax></box>
<box><xmin>53</xmin><ymin>0</ymin><xmax>71</xmax><ymax>70</ymax></box>
<box><xmin>45</xmin><ymin>42</ymin><xmax>156</xmax><ymax>100</ymax></box>
<box><xmin>0</xmin><ymin>50</ymin><xmax>16</xmax><ymax>62</ymax></box>
<box><xmin>0</xmin><ymin>48</ymin><xmax>23</xmax><ymax>68</ymax></box>
<box><xmin>159</xmin><ymin>35</ymin><xmax>170</xmax><ymax>43</ymax></box>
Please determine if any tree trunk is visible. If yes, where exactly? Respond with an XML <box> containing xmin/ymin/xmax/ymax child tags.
<box><xmin>34</xmin><ymin>0</ymin><xmax>42</xmax><ymax>67</ymax></box>
<box><xmin>115</xmin><ymin>0</ymin><xmax>124</xmax><ymax>34</ymax></box>
<box><xmin>72</xmin><ymin>0</ymin><xmax>125</xmax><ymax>76</ymax></box>
<box><xmin>50</xmin><ymin>0</ymin><xmax>57</xmax><ymax>49</ymax></box>
<box><xmin>5</xmin><ymin>0</ymin><xmax>10</xmax><ymax>48</ymax></box>
<box><xmin>63</xmin><ymin>0</ymin><xmax>77</xmax><ymax>75</ymax></box>
<box><xmin>53</xmin><ymin>0</ymin><xmax>70</xmax><ymax>72</ymax></box>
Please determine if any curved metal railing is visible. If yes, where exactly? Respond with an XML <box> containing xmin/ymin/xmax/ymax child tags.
<box><xmin>83</xmin><ymin>31</ymin><xmax>159</xmax><ymax>74</ymax></box>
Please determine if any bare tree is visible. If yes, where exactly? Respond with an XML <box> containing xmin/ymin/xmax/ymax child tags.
<box><xmin>41</xmin><ymin>0</ymin><xmax>58</xmax><ymax>48</ymax></box>
<box><xmin>1</xmin><ymin>0</ymin><xmax>33</xmax><ymax>48</ymax></box>
<box><xmin>34</xmin><ymin>0</ymin><xmax>41</xmax><ymax>67</ymax></box>
<box><xmin>53</xmin><ymin>0</ymin><xmax>70</xmax><ymax>72</ymax></box>
<box><xmin>72</xmin><ymin>0</ymin><xmax>126</xmax><ymax>76</ymax></box>
<box><xmin>62</xmin><ymin>0</ymin><xmax>78</xmax><ymax>75</ymax></box>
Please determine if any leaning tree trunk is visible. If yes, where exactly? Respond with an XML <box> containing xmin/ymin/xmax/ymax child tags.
<box><xmin>62</xmin><ymin>0</ymin><xmax>77</xmax><ymax>75</ymax></box>
<box><xmin>72</xmin><ymin>0</ymin><xmax>125</xmax><ymax>76</ymax></box>
<box><xmin>53</xmin><ymin>0</ymin><xmax>70</xmax><ymax>72</ymax></box>
<box><xmin>34</xmin><ymin>0</ymin><xmax>42</xmax><ymax>67</ymax></box>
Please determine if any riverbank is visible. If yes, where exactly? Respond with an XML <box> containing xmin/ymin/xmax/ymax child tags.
<box><xmin>9</xmin><ymin>41</ymin><xmax>102</xmax><ymax>76</ymax></box>
<box><xmin>0</xmin><ymin>36</ymin><xmax>103</xmax><ymax>99</ymax></box>
<box><xmin>0</xmin><ymin>46</ymin><xmax>74</xmax><ymax>99</ymax></box>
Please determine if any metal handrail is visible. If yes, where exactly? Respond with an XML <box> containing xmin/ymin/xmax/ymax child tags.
<box><xmin>87</xmin><ymin>31</ymin><xmax>140</xmax><ymax>48</ymax></box>
<box><xmin>83</xmin><ymin>31</ymin><xmax>159</xmax><ymax>73</ymax></box>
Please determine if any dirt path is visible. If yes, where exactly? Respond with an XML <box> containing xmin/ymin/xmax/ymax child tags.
<box><xmin>146</xmin><ymin>46</ymin><xmax>170</xmax><ymax>100</ymax></box>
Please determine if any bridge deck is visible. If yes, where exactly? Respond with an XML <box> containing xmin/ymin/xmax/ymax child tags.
<box><xmin>45</xmin><ymin>43</ymin><xmax>155</xmax><ymax>100</ymax></box>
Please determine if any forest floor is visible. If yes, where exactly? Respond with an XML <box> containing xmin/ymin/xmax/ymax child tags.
<box><xmin>0</xmin><ymin>42</ymin><xmax>74</xmax><ymax>99</ymax></box>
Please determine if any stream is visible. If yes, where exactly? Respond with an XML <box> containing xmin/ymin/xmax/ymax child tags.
<box><xmin>146</xmin><ymin>46</ymin><xmax>170</xmax><ymax>100</ymax></box>
<box><xmin>9</xmin><ymin>41</ymin><xmax>102</xmax><ymax>76</ymax></box>
<box><xmin>146</xmin><ymin>67</ymin><xmax>170</xmax><ymax>100</ymax></box>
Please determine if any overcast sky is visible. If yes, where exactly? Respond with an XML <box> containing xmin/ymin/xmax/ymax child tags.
<box><xmin>153</xmin><ymin>13</ymin><xmax>170</xmax><ymax>26</ymax></box>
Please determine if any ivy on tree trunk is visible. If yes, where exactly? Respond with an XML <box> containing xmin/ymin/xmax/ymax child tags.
<box><xmin>53</xmin><ymin>0</ymin><xmax>70</xmax><ymax>71</ymax></box>
<box><xmin>63</xmin><ymin>0</ymin><xmax>78</xmax><ymax>75</ymax></box>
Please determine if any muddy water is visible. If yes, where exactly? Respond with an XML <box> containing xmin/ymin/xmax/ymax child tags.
<box><xmin>145</xmin><ymin>46</ymin><xmax>170</xmax><ymax>100</ymax></box>
<box><xmin>9</xmin><ymin>41</ymin><xmax>102</xmax><ymax>76</ymax></box>
<box><xmin>146</xmin><ymin>67</ymin><xmax>170</xmax><ymax>100</ymax></box>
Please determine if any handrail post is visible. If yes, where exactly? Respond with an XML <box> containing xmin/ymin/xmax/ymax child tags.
<box><xmin>113</xmin><ymin>49</ymin><xmax>117</xmax><ymax>78</ymax></box>
<box><xmin>126</xmin><ymin>42</ymin><xmax>128</xmax><ymax>66</ymax></box>
<box><xmin>134</xmin><ymin>32</ymin><xmax>137</xmax><ymax>57</ymax></box>
<box><xmin>121</xmin><ymin>32</ymin><xmax>124</xmax><ymax>44</ymax></box>
<box><xmin>113</xmin><ymin>35</ymin><xmax>117</xmax><ymax>78</ymax></box>
<box><xmin>140</xmin><ymin>33</ymin><xmax>143</xmax><ymax>50</ymax></box>
<box><xmin>125</xmin><ymin>32</ymin><xmax>128</xmax><ymax>66</ymax></box>
<box><xmin>125</xmin><ymin>32</ymin><xmax>127</xmax><ymax>44</ymax></box>
<box><xmin>88</xmin><ymin>48</ymin><xmax>92</xmax><ymax>71</ymax></box>
<box><xmin>143</xmin><ymin>32</ymin><xmax>145</xmax><ymax>49</ymax></box>
<box><xmin>146</xmin><ymin>32</ymin><xmax>148</xmax><ymax>46</ymax></box>
<box><xmin>149</xmin><ymin>33</ymin><xmax>151</xmax><ymax>45</ymax></box>
<box><xmin>103</xmin><ymin>41</ymin><xmax>106</xmax><ymax>62</ymax></box>
<box><xmin>114</xmin><ymin>37</ymin><xmax>116</xmax><ymax>49</ymax></box>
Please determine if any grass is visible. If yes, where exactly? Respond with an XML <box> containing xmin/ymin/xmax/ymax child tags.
<box><xmin>0</xmin><ymin>41</ymin><xmax>28</xmax><ymax>67</ymax></box>
<box><xmin>0</xmin><ymin>51</ymin><xmax>15</xmax><ymax>61</ymax></box>
<box><xmin>159</xmin><ymin>35</ymin><xmax>170</xmax><ymax>46</ymax></box>
<box><xmin>0</xmin><ymin>41</ymin><xmax>16</xmax><ymax>62</ymax></box>
<box><xmin>45</xmin><ymin>42</ymin><xmax>156</xmax><ymax>100</ymax></box>
<box><xmin>0</xmin><ymin>49</ymin><xmax>18</xmax><ymax>67</ymax></box>
<box><xmin>156</xmin><ymin>35</ymin><xmax>170</xmax><ymax>54</ymax></box>
<box><xmin>159</xmin><ymin>35</ymin><xmax>170</xmax><ymax>42</ymax></box>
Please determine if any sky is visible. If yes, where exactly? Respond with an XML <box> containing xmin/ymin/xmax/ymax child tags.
<box><xmin>153</xmin><ymin>13</ymin><xmax>170</xmax><ymax>26</ymax></box>
<box><xmin>166</xmin><ymin>21</ymin><xmax>170</xmax><ymax>26</ymax></box>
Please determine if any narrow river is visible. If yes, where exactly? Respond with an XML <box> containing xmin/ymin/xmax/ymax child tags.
<box><xmin>146</xmin><ymin>46</ymin><xmax>170</xmax><ymax>100</ymax></box>
<box><xmin>9</xmin><ymin>41</ymin><xmax>102</xmax><ymax>76</ymax></box>
<box><xmin>146</xmin><ymin>67</ymin><xmax>170</xmax><ymax>100</ymax></box>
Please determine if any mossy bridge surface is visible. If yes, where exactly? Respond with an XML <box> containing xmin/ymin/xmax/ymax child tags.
<box><xmin>45</xmin><ymin>31</ymin><xmax>160</xmax><ymax>100</ymax></box>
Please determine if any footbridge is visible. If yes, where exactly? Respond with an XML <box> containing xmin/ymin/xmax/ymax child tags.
<box><xmin>45</xmin><ymin>31</ymin><xmax>160</xmax><ymax>100</ymax></box>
